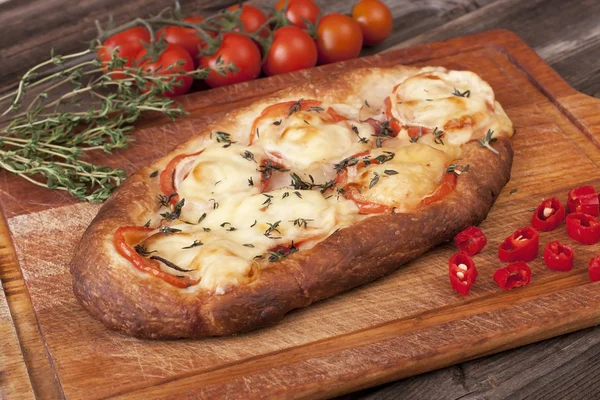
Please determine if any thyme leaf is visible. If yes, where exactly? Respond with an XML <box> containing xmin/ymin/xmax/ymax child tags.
<box><xmin>182</xmin><ymin>240</ymin><xmax>203</xmax><ymax>249</ymax></box>
<box><xmin>433</xmin><ymin>127</ymin><xmax>445</xmax><ymax>145</ymax></box>
<box><xmin>149</xmin><ymin>255</ymin><xmax>193</xmax><ymax>272</ymax></box>
<box><xmin>288</xmin><ymin>99</ymin><xmax>302</xmax><ymax>116</ymax></box>
<box><xmin>240</xmin><ymin>150</ymin><xmax>255</xmax><ymax>162</ymax></box>
<box><xmin>351</xmin><ymin>124</ymin><xmax>368</xmax><ymax>143</ymax></box>
<box><xmin>160</xmin><ymin>198</ymin><xmax>185</xmax><ymax>220</ymax></box>
<box><xmin>264</xmin><ymin>221</ymin><xmax>282</xmax><ymax>239</ymax></box>
<box><xmin>257</xmin><ymin>159</ymin><xmax>289</xmax><ymax>181</ymax></box>
<box><xmin>159</xmin><ymin>226</ymin><xmax>181</xmax><ymax>235</ymax></box>
<box><xmin>134</xmin><ymin>244</ymin><xmax>156</xmax><ymax>257</ymax></box>
<box><xmin>290</xmin><ymin>218</ymin><xmax>313</xmax><ymax>228</ymax></box>
<box><xmin>478</xmin><ymin>129</ymin><xmax>499</xmax><ymax>155</ymax></box>
<box><xmin>211</xmin><ymin>131</ymin><xmax>235</xmax><ymax>148</ymax></box>
<box><xmin>452</xmin><ymin>87</ymin><xmax>471</xmax><ymax>98</ymax></box>
<box><xmin>157</xmin><ymin>193</ymin><xmax>176</xmax><ymax>207</ymax></box>
<box><xmin>369</xmin><ymin>172</ymin><xmax>380</xmax><ymax>189</ymax></box>
<box><xmin>446</xmin><ymin>163</ymin><xmax>470</xmax><ymax>176</ymax></box>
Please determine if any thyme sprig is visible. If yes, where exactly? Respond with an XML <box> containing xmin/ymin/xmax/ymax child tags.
<box><xmin>334</xmin><ymin>151</ymin><xmax>395</xmax><ymax>173</ymax></box>
<box><xmin>0</xmin><ymin>2</ymin><xmax>250</xmax><ymax>203</ymax></box>
<box><xmin>160</xmin><ymin>198</ymin><xmax>185</xmax><ymax>220</ymax></box>
<box><xmin>0</xmin><ymin>44</ymin><xmax>232</xmax><ymax>202</ymax></box>
<box><xmin>264</xmin><ymin>220</ymin><xmax>282</xmax><ymax>239</ymax></box>
<box><xmin>478</xmin><ymin>129</ymin><xmax>499</xmax><ymax>154</ymax></box>
<box><xmin>289</xmin><ymin>172</ymin><xmax>335</xmax><ymax>193</ymax></box>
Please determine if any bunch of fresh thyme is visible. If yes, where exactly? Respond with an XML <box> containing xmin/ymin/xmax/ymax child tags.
<box><xmin>0</xmin><ymin>6</ymin><xmax>240</xmax><ymax>202</ymax></box>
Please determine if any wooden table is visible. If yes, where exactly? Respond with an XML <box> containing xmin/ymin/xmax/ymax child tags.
<box><xmin>1</xmin><ymin>0</ymin><xmax>599</xmax><ymax>398</ymax></box>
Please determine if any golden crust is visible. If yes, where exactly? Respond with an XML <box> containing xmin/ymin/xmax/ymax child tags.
<box><xmin>70</xmin><ymin>66</ymin><xmax>514</xmax><ymax>338</ymax></box>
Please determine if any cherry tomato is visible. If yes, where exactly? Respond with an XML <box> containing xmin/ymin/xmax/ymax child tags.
<box><xmin>263</xmin><ymin>26</ymin><xmax>318</xmax><ymax>76</ymax></box>
<box><xmin>136</xmin><ymin>44</ymin><xmax>194</xmax><ymax>97</ymax></box>
<box><xmin>97</xmin><ymin>26</ymin><xmax>150</xmax><ymax>80</ymax></box>
<box><xmin>275</xmin><ymin>0</ymin><xmax>320</xmax><ymax>29</ymax></box>
<box><xmin>316</xmin><ymin>13</ymin><xmax>363</xmax><ymax>65</ymax></box>
<box><xmin>352</xmin><ymin>0</ymin><xmax>393</xmax><ymax>46</ymax></box>
<box><xmin>199</xmin><ymin>33</ymin><xmax>261</xmax><ymax>88</ymax></box>
<box><xmin>228</xmin><ymin>4</ymin><xmax>268</xmax><ymax>36</ymax></box>
<box><xmin>156</xmin><ymin>15</ymin><xmax>205</xmax><ymax>63</ymax></box>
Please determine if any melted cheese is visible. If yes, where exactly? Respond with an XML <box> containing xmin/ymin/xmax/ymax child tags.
<box><xmin>390</xmin><ymin>69</ymin><xmax>513</xmax><ymax>145</ymax></box>
<box><xmin>256</xmin><ymin>110</ymin><xmax>371</xmax><ymax>170</ymax></box>
<box><xmin>177</xmin><ymin>143</ymin><xmax>263</xmax><ymax>222</ymax></box>
<box><xmin>131</xmin><ymin>67</ymin><xmax>513</xmax><ymax>292</ymax></box>
<box><xmin>346</xmin><ymin>144</ymin><xmax>453</xmax><ymax>211</ymax></box>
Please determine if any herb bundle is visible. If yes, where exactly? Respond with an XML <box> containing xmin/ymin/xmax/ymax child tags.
<box><xmin>0</xmin><ymin>7</ymin><xmax>239</xmax><ymax>202</ymax></box>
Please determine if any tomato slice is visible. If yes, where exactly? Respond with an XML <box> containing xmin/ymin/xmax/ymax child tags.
<box><xmin>327</xmin><ymin>107</ymin><xmax>348</xmax><ymax>122</ymax></box>
<box><xmin>159</xmin><ymin>151</ymin><xmax>203</xmax><ymax>205</ymax></box>
<box><xmin>382</xmin><ymin>95</ymin><xmax>434</xmax><ymax>140</ymax></box>
<box><xmin>343</xmin><ymin>186</ymin><xmax>394</xmax><ymax>214</ymax></box>
<box><xmin>114</xmin><ymin>226</ymin><xmax>199</xmax><ymax>289</ymax></box>
<box><xmin>249</xmin><ymin>99</ymin><xmax>323</xmax><ymax>144</ymax></box>
<box><xmin>421</xmin><ymin>173</ymin><xmax>457</xmax><ymax>206</ymax></box>
<box><xmin>341</xmin><ymin>168</ymin><xmax>457</xmax><ymax>214</ymax></box>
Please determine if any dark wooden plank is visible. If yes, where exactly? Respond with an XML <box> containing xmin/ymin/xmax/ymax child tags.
<box><xmin>388</xmin><ymin>0</ymin><xmax>600</xmax><ymax>98</ymax></box>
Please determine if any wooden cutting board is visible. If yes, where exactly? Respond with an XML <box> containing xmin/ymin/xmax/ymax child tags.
<box><xmin>1</xmin><ymin>30</ymin><xmax>600</xmax><ymax>399</ymax></box>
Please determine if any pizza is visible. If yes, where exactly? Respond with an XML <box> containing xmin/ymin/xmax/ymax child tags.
<box><xmin>70</xmin><ymin>66</ymin><xmax>514</xmax><ymax>338</ymax></box>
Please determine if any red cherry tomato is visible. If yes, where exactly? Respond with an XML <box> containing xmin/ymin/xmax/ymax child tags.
<box><xmin>228</xmin><ymin>4</ymin><xmax>268</xmax><ymax>36</ymax></box>
<box><xmin>97</xmin><ymin>27</ymin><xmax>151</xmax><ymax>80</ymax></box>
<box><xmin>136</xmin><ymin>44</ymin><xmax>194</xmax><ymax>97</ymax></box>
<box><xmin>199</xmin><ymin>33</ymin><xmax>261</xmax><ymax>88</ymax></box>
<box><xmin>316</xmin><ymin>13</ymin><xmax>363</xmax><ymax>65</ymax></box>
<box><xmin>263</xmin><ymin>26</ymin><xmax>318</xmax><ymax>76</ymax></box>
<box><xmin>352</xmin><ymin>0</ymin><xmax>393</xmax><ymax>46</ymax></box>
<box><xmin>156</xmin><ymin>15</ymin><xmax>205</xmax><ymax>63</ymax></box>
<box><xmin>275</xmin><ymin>0</ymin><xmax>320</xmax><ymax>29</ymax></box>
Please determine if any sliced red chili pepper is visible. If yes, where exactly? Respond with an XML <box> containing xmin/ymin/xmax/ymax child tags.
<box><xmin>493</xmin><ymin>261</ymin><xmax>532</xmax><ymax>290</ymax></box>
<box><xmin>421</xmin><ymin>173</ymin><xmax>457</xmax><ymax>206</ymax></box>
<box><xmin>159</xmin><ymin>151</ymin><xmax>203</xmax><ymax>205</ymax></box>
<box><xmin>249</xmin><ymin>99</ymin><xmax>322</xmax><ymax>144</ymax></box>
<box><xmin>114</xmin><ymin>226</ymin><xmax>199</xmax><ymax>289</ymax></box>
<box><xmin>566</xmin><ymin>212</ymin><xmax>600</xmax><ymax>245</ymax></box>
<box><xmin>567</xmin><ymin>186</ymin><xmax>599</xmax><ymax>216</ymax></box>
<box><xmin>589</xmin><ymin>256</ymin><xmax>600</xmax><ymax>282</ymax></box>
<box><xmin>454</xmin><ymin>226</ymin><xmax>487</xmax><ymax>256</ymax></box>
<box><xmin>531</xmin><ymin>197</ymin><xmax>566</xmax><ymax>231</ymax></box>
<box><xmin>448</xmin><ymin>252</ymin><xmax>478</xmax><ymax>296</ymax></box>
<box><xmin>543</xmin><ymin>240</ymin><xmax>574</xmax><ymax>271</ymax></box>
<box><xmin>498</xmin><ymin>226</ymin><xmax>539</xmax><ymax>262</ymax></box>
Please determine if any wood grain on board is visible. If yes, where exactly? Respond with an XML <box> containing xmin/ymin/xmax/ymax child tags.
<box><xmin>0</xmin><ymin>29</ymin><xmax>599</xmax><ymax>399</ymax></box>
<box><xmin>0</xmin><ymin>273</ymin><xmax>34</xmax><ymax>399</ymax></box>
